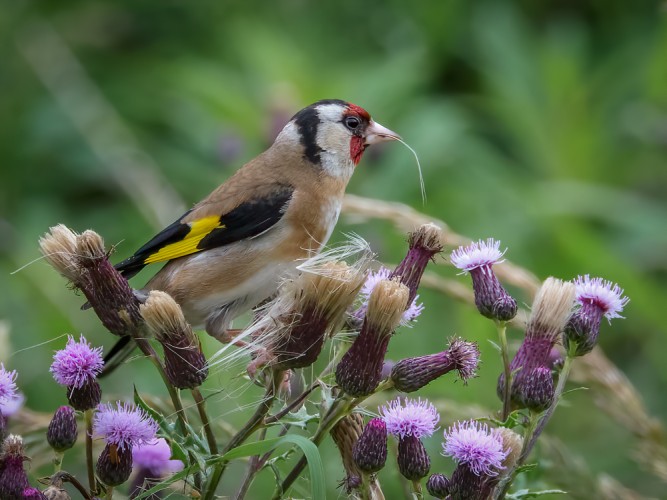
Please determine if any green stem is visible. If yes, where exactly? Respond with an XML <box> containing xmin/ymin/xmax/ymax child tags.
<box><xmin>203</xmin><ymin>370</ymin><xmax>282</xmax><ymax>500</ymax></box>
<box><xmin>494</xmin><ymin>342</ymin><xmax>578</xmax><ymax>499</ymax></box>
<box><xmin>106</xmin><ymin>485</ymin><xmax>113</xmax><ymax>500</ymax></box>
<box><xmin>192</xmin><ymin>388</ymin><xmax>218</xmax><ymax>455</ymax></box>
<box><xmin>234</xmin><ymin>427</ymin><xmax>268</xmax><ymax>500</ymax></box>
<box><xmin>135</xmin><ymin>338</ymin><xmax>189</xmax><ymax>435</ymax></box>
<box><xmin>53</xmin><ymin>451</ymin><xmax>64</xmax><ymax>473</ymax></box>
<box><xmin>411</xmin><ymin>480</ymin><xmax>423</xmax><ymax>500</ymax></box>
<box><xmin>274</xmin><ymin>396</ymin><xmax>354</xmax><ymax>499</ymax></box>
<box><xmin>497</xmin><ymin>321</ymin><xmax>512</xmax><ymax>420</ymax></box>
<box><xmin>358</xmin><ymin>473</ymin><xmax>372</xmax><ymax>500</ymax></box>
<box><xmin>84</xmin><ymin>409</ymin><xmax>95</xmax><ymax>494</ymax></box>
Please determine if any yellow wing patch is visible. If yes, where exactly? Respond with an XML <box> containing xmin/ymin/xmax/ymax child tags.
<box><xmin>143</xmin><ymin>216</ymin><xmax>224</xmax><ymax>264</ymax></box>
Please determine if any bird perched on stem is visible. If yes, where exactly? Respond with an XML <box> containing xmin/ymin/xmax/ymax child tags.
<box><xmin>102</xmin><ymin>99</ymin><xmax>400</xmax><ymax>373</ymax></box>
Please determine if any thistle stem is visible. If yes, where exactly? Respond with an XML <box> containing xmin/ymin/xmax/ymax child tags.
<box><xmin>359</xmin><ymin>473</ymin><xmax>372</xmax><ymax>500</ymax></box>
<box><xmin>494</xmin><ymin>342</ymin><xmax>578</xmax><ymax>499</ymax></box>
<box><xmin>192</xmin><ymin>388</ymin><xmax>218</xmax><ymax>455</ymax></box>
<box><xmin>53</xmin><ymin>451</ymin><xmax>64</xmax><ymax>473</ymax></box>
<box><xmin>203</xmin><ymin>369</ymin><xmax>282</xmax><ymax>500</ymax></box>
<box><xmin>496</xmin><ymin>321</ymin><xmax>512</xmax><ymax>420</ymax></box>
<box><xmin>411</xmin><ymin>479</ymin><xmax>423</xmax><ymax>500</ymax></box>
<box><xmin>106</xmin><ymin>486</ymin><xmax>113</xmax><ymax>500</ymax></box>
<box><xmin>234</xmin><ymin>427</ymin><xmax>268</xmax><ymax>500</ymax></box>
<box><xmin>274</xmin><ymin>396</ymin><xmax>354</xmax><ymax>499</ymax></box>
<box><xmin>84</xmin><ymin>409</ymin><xmax>95</xmax><ymax>493</ymax></box>
<box><xmin>134</xmin><ymin>338</ymin><xmax>189</xmax><ymax>435</ymax></box>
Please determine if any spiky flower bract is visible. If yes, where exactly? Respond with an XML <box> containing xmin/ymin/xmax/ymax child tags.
<box><xmin>0</xmin><ymin>435</ymin><xmax>29</xmax><ymax>499</ymax></box>
<box><xmin>352</xmin><ymin>418</ymin><xmax>388</xmax><ymax>474</ymax></box>
<box><xmin>380</xmin><ymin>397</ymin><xmax>439</xmax><ymax>439</ymax></box>
<box><xmin>47</xmin><ymin>406</ymin><xmax>78</xmax><ymax>453</ymax></box>
<box><xmin>450</xmin><ymin>239</ymin><xmax>517</xmax><ymax>322</ymax></box>
<box><xmin>426</xmin><ymin>473</ymin><xmax>450</xmax><ymax>499</ymax></box>
<box><xmin>50</xmin><ymin>335</ymin><xmax>104</xmax><ymax>389</ymax></box>
<box><xmin>94</xmin><ymin>402</ymin><xmax>158</xmax><ymax>451</ymax></box>
<box><xmin>442</xmin><ymin>420</ymin><xmax>507</xmax><ymax>476</ymax></box>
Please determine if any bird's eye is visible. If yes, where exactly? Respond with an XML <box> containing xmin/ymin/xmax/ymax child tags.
<box><xmin>344</xmin><ymin>116</ymin><xmax>361</xmax><ymax>131</ymax></box>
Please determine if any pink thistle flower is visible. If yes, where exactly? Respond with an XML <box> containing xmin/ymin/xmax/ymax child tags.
<box><xmin>380</xmin><ymin>397</ymin><xmax>439</xmax><ymax>439</ymax></box>
<box><xmin>50</xmin><ymin>335</ymin><xmax>104</xmax><ymax>389</ymax></box>
<box><xmin>442</xmin><ymin>420</ymin><xmax>507</xmax><ymax>477</ymax></box>
<box><xmin>94</xmin><ymin>402</ymin><xmax>158</xmax><ymax>451</ymax></box>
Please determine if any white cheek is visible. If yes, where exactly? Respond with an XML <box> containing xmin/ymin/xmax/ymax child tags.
<box><xmin>316</xmin><ymin>122</ymin><xmax>355</xmax><ymax>181</ymax></box>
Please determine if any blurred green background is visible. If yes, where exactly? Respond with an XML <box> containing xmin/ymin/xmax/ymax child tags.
<box><xmin>1</xmin><ymin>1</ymin><xmax>666</xmax><ymax>498</ymax></box>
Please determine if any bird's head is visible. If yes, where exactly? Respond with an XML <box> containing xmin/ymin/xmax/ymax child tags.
<box><xmin>277</xmin><ymin>99</ymin><xmax>400</xmax><ymax>178</ymax></box>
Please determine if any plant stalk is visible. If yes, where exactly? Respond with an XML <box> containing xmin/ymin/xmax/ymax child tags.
<box><xmin>84</xmin><ymin>408</ymin><xmax>95</xmax><ymax>493</ymax></box>
<box><xmin>497</xmin><ymin>321</ymin><xmax>512</xmax><ymax>420</ymax></box>
<box><xmin>193</xmin><ymin>387</ymin><xmax>218</xmax><ymax>455</ymax></box>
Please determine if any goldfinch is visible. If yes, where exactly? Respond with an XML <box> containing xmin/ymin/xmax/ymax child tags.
<box><xmin>102</xmin><ymin>99</ymin><xmax>400</xmax><ymax>371</ymax></box>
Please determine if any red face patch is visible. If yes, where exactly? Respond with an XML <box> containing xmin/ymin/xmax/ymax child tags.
<box><xmin>350</xmin><ymin>135</ymin><xmax>365</xmax><ymax>165</ymax></box>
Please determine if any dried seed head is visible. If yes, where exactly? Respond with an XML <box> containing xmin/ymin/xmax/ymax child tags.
<box><xmin>335</xmin><ymin>280</ymin><xmax>409</xmax><ymax>396</ymax></box>
<box><xmin>75</xmin><ymin>230</ymin><xmax>106</xmax><ymax>260</ymax></box>
<box><xmin>270</xmin><ymin>261</ymin><xmax>368</xmax><ymax>370</ymax></box>
<box><xmin>39</xmin><ymin>225</ymin><xmax>81</xmax><ymax>282</ymax></box>
<box><xmin>494</xmin><ymin>427</ymin><xmax>523</xmax><ymax>475</ymax></box>
<box><xmin>527</xmin><ymin>277</ymin><xmax>576</xmax><ymax>342</ymax></box>
<box><xmin>366</xmin><ymin>279</ymin><xmax>410</xmax><ymax>334</ymax></box>
<box><xmin>141</xmin><ymin>291</ymin><xmax>191</xmax><ymax>342</ymax></box>
<box><xmin>0</xmin><ymin>435</ymin><xmax>29</xmax><ymax>499</ymax></box>
<box><xmin>331</xmin><ymin>412</ymin><xmax>366</xmax><ymax>492</ymax></box>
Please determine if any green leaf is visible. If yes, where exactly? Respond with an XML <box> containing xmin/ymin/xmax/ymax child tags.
<box><xmin>133</xmin><ymin>464</ymin><xmax>202</xmax><ymax>500</ymax></box>
<box><xmin>507</xmin><ymin>488</ymin><xmax>567</xmax><ymax>498</ymax></box>
<box><xmin>219</xmin><ymin>434</ymin><xmax>326</xmax><ymax>500</ymax></box>
<box><xmin>133</xmin><ymin>386</ymin><xmax>171</xmax><ymax>434</ymax></box>
<box><xmin>515</xmin><ymin>462</ymin><xmax>539</xmax><ymax>475</ymax></box>
<box><xmin>265</xmin><ymin>405</ymin><xmax>319</xmax><ymax>429</ymax></box>
<box><xmin>480</xmin><ymin>410</ymin><xmax>526</xmax><ymax>429</ymax></box>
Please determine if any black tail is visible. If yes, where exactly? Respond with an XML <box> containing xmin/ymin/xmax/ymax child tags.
<box><xmin>100</xmin><ymin>336</ymin><xmax>136</xmax><ymax>377</ymax></box>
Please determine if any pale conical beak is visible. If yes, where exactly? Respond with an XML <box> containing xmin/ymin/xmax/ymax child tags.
<box><xmin>364</xmin><ymin>120</ymin><xmax>401</xmax><ymax>145</ymax></box>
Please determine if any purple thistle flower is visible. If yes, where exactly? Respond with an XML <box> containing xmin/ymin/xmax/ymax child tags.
<box><xmin>450</xmin><ymin>239</ymin><xmax>517</xmax><ymax>322</ymax></box>
<box><xmin>0</xmin><ymin>364</ymin><xmax>17</xmax><ymax>403</ymax></box>
<box><xmin>564</xmin><ymin>275</ymin><xmax>629</xmax><ymax>356</ymax></box>
<box><xmin>0</xmin><ymin>393</ymin><xmax>24</xmax><ymax>418</ymax></box>
<box><xmin>356</xmin><ymin>267</ymin><xmax>425</xmax><ymax>326</ymax></box>
<box><xmin>130</xmin><ymin>438</ymin><xmax>183</xmax><ymax>499</ymax></box>
<box><xmin>50</xmin><ymin>335</ymin><xmax>104</xmax><ymax>389</ymax></box>
<box><xmin>391</xmin><ymin>338</ymin><xmax>480</xmax><ymax>392</ymax></box>
<box><xmin>380</xmin><ymin>397</ymin><xmax>439</xmax><ymax>439</ymax></box>
<box><xmin>132</xmin><ymin>438</ymin><xmax>183</xmax><ymax>476</ymax></box>
<box><xmin>352</xmin><ymin>418</ymin><xmax>388</xmax><ymax>474</ymax></box>
<box><xmin>442</xmin><ymin>420</ymin><xmax>507</xmax><ymax>477</ymax></box>
<box><xmin>94</xmin><ymin>402</ymin><xmax>158</xmax><ymax>451</ymax></box>
<box><xmin>573</xmin><ymin>275</ymin><xmax>629</xmax><ymax>321</ymax></box>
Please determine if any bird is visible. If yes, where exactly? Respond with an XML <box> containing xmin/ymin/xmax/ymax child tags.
<box><xmin>101</xmin><ymin>99</ymin><xmax>400</xmax><ymax>374</ymax></box>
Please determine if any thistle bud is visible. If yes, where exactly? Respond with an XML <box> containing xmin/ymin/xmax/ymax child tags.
<box><xmin>390</xmin><ymin>338</ymin><xmax>479</xmax><ymax>392</ymax></box>
<box><xmin>352</xmin><ymin>418</ymin><xmax>388</xmax><ymax>474</ymax></box>
<box><xmin>0</xmin><ymin>435</ymin><xmax>29</xmax><ymax>499</ymax></box>
<box><xmin>426</xmin><ymin>473</ymin><xmax>450</xmax><ymax>499</ymax></box>
<box><xmin>564</xmin><ymin>275</ymin><xmax>629</xmax><ymax>356</ymax></box>
<box><xmin>336</xmin><ymin>279</ymin><xmax>409</xmax><ymax>396</ymax></box>
<box><xmin>267</xmin><ymin>262</ymin><xmax>367</xmax><ymax>370</ymax></box>
<box><xmin>47</xmin><ymin>406</ymin><xmax>78</xmax><ymax>452</ymax></box>
<box><xmin>141</xmin><ymin>291</ymin><xmax>208</xmax><ymax>389</ymax></box>
<box><xmin>450</xmin><ymin>239</ymin><xmax>517</xmax><ymax>322</ymax></box>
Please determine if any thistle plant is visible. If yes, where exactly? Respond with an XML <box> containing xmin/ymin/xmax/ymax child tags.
<box><xmin>0</xmin><ymin>218</ymin><xmax>634</xmax><ymax>499</ymax></box>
